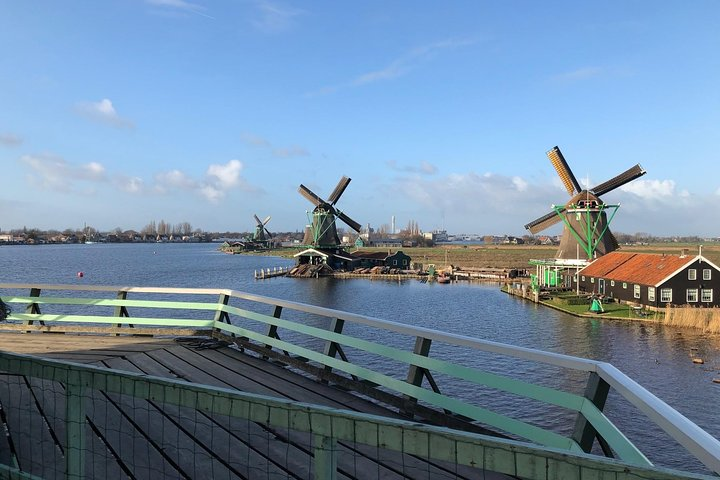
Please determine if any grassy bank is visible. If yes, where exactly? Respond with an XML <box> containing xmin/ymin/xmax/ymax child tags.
<box><xmin>231</xmin><ymin>242</ymin><xmax>719</xmax><ymax>270</ymax></box>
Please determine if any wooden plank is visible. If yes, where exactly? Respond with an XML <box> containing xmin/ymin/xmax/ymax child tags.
<box><xmin>146</xmin><ymin>347</ymin><xmax>487</xmax><ymax>480</ymax></box>
<box><xmin>26</xmin><ymin>377</ymin><xmax>128</xmax><ymax>480</ymax></box>
<box><xmin>0</xmin><ymin>374</ymin><xmax>64</xmax><ymax>478</ymax></box>
<box><xmin>82</xmin><ymin>383</ymin><xmax>183</xmax><ymax>479</ymax></box>
<box><xmin>103</xmin><ymin>356</ymin><xmax>300</xmax><ymax>480</ymax></box>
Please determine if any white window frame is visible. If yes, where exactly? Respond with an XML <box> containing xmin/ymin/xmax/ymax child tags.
<box><xmin>687</xmin><ymin>288</ymin><xmax>699</xmax><ymax>303</ymax></box>
<box><xmin>581</xmin><ymin>275</ymin><xmax>585</xmax><ymax>281</ymax></box>
<box><xmin>703</xmin><ymin>269</ymin><xmax>712</xmax><ymax>281</ymax></box>
<box><xmin>660</xmin><ymin>288</ymin><xmax>672</xmax><ymax>303</ymax></box>
<box><xmin>634</xmin><ymin>284</ymin><xmax>641</xmax><ymax>299</ymax></box>
<box><xmin>648</xmin><ymin>287</ymin><xmax>655</xmax><ymax>302</ymax></box>
<box><xmin>623</xmin><ymin>282</ymin><xmax>627</xmax><ymax>289</ymax></box>
<box><xmin>702</xmin><ymin>289</ymin><xmax>713</xmax><ymax>303</ymax></box>
<box><xmin>688</xmin><ymin>269</ymin><xmax>697</xmax><ymax>280</ymax></box>
<box><xmin>610</xmin><ymin>280</ymin><xmax>615</xmax><ymax>287</ymax></box>
<box><xmin>590</xmin><ymin>277</ymin><xmax>595</xmax><ymax>284</ymax></box>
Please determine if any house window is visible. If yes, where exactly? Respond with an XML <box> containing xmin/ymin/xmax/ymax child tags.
<box><xmin>393</xmin><ymin>260</ymin><xmax>397</xmax><ymax>265</ymax></box>
<box><xmin>581</xmin><ymin>276</ymin><xmax>585</xmax><ymax>281</ymax></box>
<box><xmin>648</xmin><ymin>287</ymin><xmax>655</xmax><ymax>302</ymax></box>
<box><xmin>703</xmin><ymin>269</ymin><xmax>712</xmax><ymax>281</ymax></box>
<box><xmin>590</xmin><ymin>277</ymin><xmax>595</xmax><ymax>283</ymax></box>
<box><xmin>660</xmin><ymin>288</ymin><xmax>672</xmax><ymax>303</ymax></box>
<box><xmin>688</xmin><ymin>269</ymin><xmax>697</xmax><ymax>280</ymax></box>
<box><xmin>687</xmin><ymin>289</ymin><xmax>699</xmax><ymax>303</ymax></box>
<box><xmin>634</xmin><ymin>285</ymin><xmax>641</xmax><ymax>299</ymax></box>
<box><xmin>702</xmin><ymin>289</ymin><xmax>713</xmax><ymax>303</ymax></box>
<box><xmin>623</xmin><ymin>282</ymin><xmax>627</xmax><ymax>289</ymax></box>
<box><xmin>610</xmin><ymin>280</ymin><xmax>615</xmax><ymax>287</ymax></box>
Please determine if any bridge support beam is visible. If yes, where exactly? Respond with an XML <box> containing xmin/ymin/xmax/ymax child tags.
<box><xmin>572</xmin><ymin>372</ymin><xmax>611</xmax><ymax>454</ymax></box>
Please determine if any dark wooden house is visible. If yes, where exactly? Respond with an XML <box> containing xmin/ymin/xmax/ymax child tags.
<box><xmin>353</xmin><ymin>250</ymin><xmax>413</xmax><ymax>269</ymax></box>
<box><xmin>385</xmin><ymin>251</ymin><xmax>411</xmax><ymax>269</ymax></box>
<box><xmin>576</xmin><ymin>252</ymin><xmax>720</xmax><ymax>308</ymax></box>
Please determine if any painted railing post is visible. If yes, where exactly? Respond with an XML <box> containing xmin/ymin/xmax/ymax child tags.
<box><xmin>65</xmin><ymin>370</ymin><xmax>86</xmax><ymax>479</ymax></box>
<box><xmin>262</xmin><ymin>305</ymin><xmax>284</xmax><ymax>359</ymax></box>
<box><xmin>213</xmin><ymin>294</ymin><xmax>231</xmax><ymax>324</ymax></box>
<box><xmin>321</xmin><ymin>318</ymin><xmax>345</xmax><ymax>382</ymax></box>
<box><xmin>114</xmin><ymin>290</ymin><xmax>132</xmax><ymax>335</ymax></box>
<box><xmin>313</xmin><ymin>433</ymin><xmax>337</xmax><ymax>480</ymax></box>
<box><xmin>24</xmin><ymin>287</ymin><xmax>42</xmax><ymax>332</ymax></box>
<box><xmin>572</xmin><ymin>372</ymin><xmax>612</xmax><ymax>454</ymax></box>
<box><xmin>403</xmin><ymin>336</ymin><xmax>432</xmax><ymax>416</ymax></box>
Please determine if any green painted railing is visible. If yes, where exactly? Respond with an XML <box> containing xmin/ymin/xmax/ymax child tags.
<box><xmin>0</xmin><ymin>350</ymin><xmax>712</xmax><ymax>480</ymax></box>
<box><xmin>1</xmin><ymin>282</ymin><xmax>719</xmax><ymax>478</ymax></box>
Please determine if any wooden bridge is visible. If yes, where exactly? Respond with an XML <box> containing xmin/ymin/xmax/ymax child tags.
<box><xmin>0</xmin><ymin>283</ymin><xmax>718</xmax><ymax>479</ymax></box>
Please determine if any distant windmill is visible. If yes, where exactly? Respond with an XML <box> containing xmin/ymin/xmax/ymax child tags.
<box><xmin>298</xmin><ymin>176</ymin><xmax>361</xmax><ymax>248</ymax></box>
<box><xmin>524</xmin><ymin>146</ymin><xmax>646</xmax><ymax>260</ymax></box>
<box><xmin>252</xmin><ymin>214</ymin><xmax>272</xmax><ymax>243</ymax></box>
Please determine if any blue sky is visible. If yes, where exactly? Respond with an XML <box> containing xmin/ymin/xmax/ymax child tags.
<box><xmin>1</xmin><ymin>1</ymin><xmax>719</xmax><ymax>236</ymax></box>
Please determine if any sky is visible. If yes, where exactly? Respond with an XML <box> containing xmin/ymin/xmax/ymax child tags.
<box><xmin>1</xmin><ymin>1</ymin><xmax>719</xmax><ymax>237</ymax></box>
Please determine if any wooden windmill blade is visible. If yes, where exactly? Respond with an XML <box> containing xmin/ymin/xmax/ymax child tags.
<box><xmin>336</xmin><ymin>211</ymin><xmax>362</xmax><ymax>232</ymax></box>
<box><xmin>327</xmin><ymin>176</ymin><xmax>351</xmax><ymax>205</ymax></box>
<box><xmin>262</xmin><ymin>215</ymin><xmax>271</xmax><ymax>226</ymax></box>
<box><xmin>591</xmin><ymin>164</ymin><xmax>646</xmax><ymax>197</ymax></box>
<box><xmin>298</xmin><ymin>184</ymin><xmax>324</xmax><ymax>206</ymax></box>
<box><xmin>547</xmin><ymin>146</ymin><xmax>582</xmax><ymax>196</ymax></box>
<box><xmin>525</xmin><ymin>208</ymin><xmax>565</xmax><ymax>234</ymax></box>
<box><xmin>253</xmin><ymin>214</ymin><xmax>263</xmax><ymax>226</ymax></box>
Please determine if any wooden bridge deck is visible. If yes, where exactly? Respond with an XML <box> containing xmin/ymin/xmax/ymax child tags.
<box><xmin>0</xmin><ymin>332</ymin><xmax>508</xmax><ymax>479</ymax></box>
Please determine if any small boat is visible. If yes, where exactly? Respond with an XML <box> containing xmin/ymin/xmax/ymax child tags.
<box><xmin>437</xmin><ymin>273</ymin><xmax>451</xmax><ymax>284</ymax></box>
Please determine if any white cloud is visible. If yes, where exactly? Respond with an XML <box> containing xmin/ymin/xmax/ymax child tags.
<box><xmin>620</xmin><ymin>179</ymin><xmax>676</xmax><ymax>199</ymax></box>
<box><xmin>76</xmin><ymin>98</ymin><xmax>134</xmax><ymax>128</ymax></box>
<box><xmin>552</xmin><ymin>67</ymin><xmax>603</xmax><ymax>83</ymax></box>
<box><xmin>251</xmin><ymin>1</ymin><xmax>303</xmax><ymax>33</ymax></box>
<box><xmin>309</xmin><ymin>37</ymin><xmax>476</xmax><ymax>96</ymax></box>
<box><xmin>0</xmin><ymin>133</ymin><xmax>22</xmax><ymax>147</ymax></box>
<box><xmin>386</xmin><ymin>160</ymin><xmax>438</xmax><ymax>175</ymax></box>
<box><xmin>21</xmin><ymin>154</ymin><xmax>107</xmax><ymax>192</ymax></box>
<box><xmin>206</xmin><ymin>159</ymin><xmax>242</xmax><ymax>190</ymax></box>
<box><xmin>115</xmin><ymin>176</ymin><xmax>145</xmax><ymax>194</ymax></box>
<box><xmin>154</xmin><ymin>169</ymin><xmax>197</xmax><ymax>191</ymax></box>
<box><xmin>145</xmin><ymin>0</ymin><xmax>214</xmax><ymax>19</ymax></box>
<box><xmin>241</xmin><ymin>132</ymin><xmax>310</xmax><ymax>158</ymax></box>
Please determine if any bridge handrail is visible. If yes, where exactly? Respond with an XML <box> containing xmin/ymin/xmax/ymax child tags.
<box><xmin>0</xmin><ymin>350</ymin><xmax>711</xmax><ymax>480</ymax></box>
<box><xmin>1</xmin><ymin>282</ymin><xmax>719</xmax><ymax>474</ymax></box>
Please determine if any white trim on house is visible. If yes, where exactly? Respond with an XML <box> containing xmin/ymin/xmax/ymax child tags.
<box><xmin>654</xmin><ymin>255</ymin><xmax>720</xmax><ymax>287</ymax></box>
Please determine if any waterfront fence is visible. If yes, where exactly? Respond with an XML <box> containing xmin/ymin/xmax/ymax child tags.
<box><xmin>1</xmin><ymin>283</ymin><xmax>719</xmax><ymax>478</ymax></box>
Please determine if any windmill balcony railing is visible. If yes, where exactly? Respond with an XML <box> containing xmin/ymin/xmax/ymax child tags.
<box><xmin>1</xmin><ymin>282</ymin><xmax>719</xmax><ymax>477</ymax></box>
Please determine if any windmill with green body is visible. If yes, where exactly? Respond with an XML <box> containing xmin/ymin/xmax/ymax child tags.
<box><xmin>252</xmin><ymin>214</ymin><xmax>273</xmax><ymax>247</ymax></box>
<box><xmin>525</xmin><ymin>146</ymin><xmax>646</xmax><ymax>261</ymax></box>
<box><xmin>298</xmin><ymin>176</ymin><xmax>362</xmax><ymax>249</ymax></box>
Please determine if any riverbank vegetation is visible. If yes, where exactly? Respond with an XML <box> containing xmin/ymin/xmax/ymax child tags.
<box><xmin>249</xmin><ymin>242</ymin><xmax>720</xmax><ymax>270</ymax></box>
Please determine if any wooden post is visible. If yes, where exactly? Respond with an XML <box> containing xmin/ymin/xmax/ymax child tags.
<box><xmin>213</xmin><ymin>294</ymin><xmax>231</xmax><ymax>324</ymax></box>
<box><xmin>114</xmin><ymin>290</ymin><xmax>131</xmax><ymax>335</ymax></box>
<box><xmin>24</xmin><ymin>287</ymin><xmax>42</xmax><ymax>332</ymax></box>
<box><xmin>313</xmin><ymin>433</ymin><xmax>337</xmax><ymax>479</ymax></box>
<box><xmin>403</xmin><ymin>336</ymin><xmax>432</xmax><ymax>417</ymax></box>
<box><xmin>321</xmin><ymin>318</ymin><xmax>345</xmax><ymax>382</ymax></box>
<box><xmin>65</xmin><ymin>371</ymin><xmax>86</xmax><ymax>479</ymax></box>
<box><xmin>262</xmin><ymin>305</ymin><xmax>284</xmax><ymax>359</ymax></box>
<box><xmin>572</xmin><ymin>372</ymin><xmax>611</xmax><ymax>454</ymax></box>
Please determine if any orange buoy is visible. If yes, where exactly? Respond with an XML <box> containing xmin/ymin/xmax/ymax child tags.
<box><xmin>77</xmin><ymin>271</ymin><xmax>84</xmax><ymax>278</ymax></box>
<box><xmin>692</xmin><ymin>358</ymin><xmax>704</xmax><ymax>364</ymax></box>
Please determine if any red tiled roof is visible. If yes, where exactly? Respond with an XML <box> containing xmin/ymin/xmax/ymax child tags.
<box><xmin>579</xmin><ymin>251</ymin><xmax>693</xmax><ymax>286</ymax></box>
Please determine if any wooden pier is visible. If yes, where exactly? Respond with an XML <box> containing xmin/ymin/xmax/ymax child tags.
<box><xmin>0</xmin><ymin>282</ymin><xmax>717</xmax><ymax>480</ymax></box>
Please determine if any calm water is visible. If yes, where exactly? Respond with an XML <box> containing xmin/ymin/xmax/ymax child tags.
<box><xmin>1</xmin><ymin>242</ymin><xmax>719</xmax><ymax>473</ymax></box>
